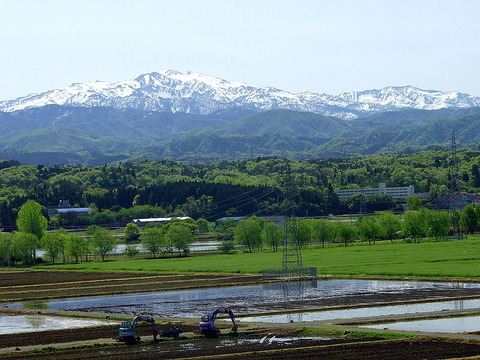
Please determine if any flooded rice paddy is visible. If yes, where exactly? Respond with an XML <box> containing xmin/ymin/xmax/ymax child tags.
<box><xmin>0</xmin><ymin>313</ymin><xmax>107</xmax><ymax>334</ymax></box>
<box><xmin>364</xmin><ymin>315</ymin><xmax>480</xmax><ymax>333</ymax></box>
<box><xmin>239</xmin><ymin>298</ymin><xmax>480</xmax><ymax>323</ymax></box>
<box><xmin>7</xmin><ymin>279</ymin><xmax>480</xmax><ymax>319</ymax></box>
<box><xmin>3</xmin><ymin>278</ymin><xmax>480</xmax><ymax>335</ymax></box>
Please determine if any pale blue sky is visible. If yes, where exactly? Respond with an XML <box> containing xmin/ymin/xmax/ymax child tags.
<box><xmin>1</xmin><ymin>0</ymin><xmax>479</xmax><ymax>100</ymax></box>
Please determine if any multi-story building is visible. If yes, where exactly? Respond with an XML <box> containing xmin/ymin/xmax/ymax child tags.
<box><xmin>335</xmin><ymin>183</ymin><xmax>415</xmax><ymax>200</ymax></box>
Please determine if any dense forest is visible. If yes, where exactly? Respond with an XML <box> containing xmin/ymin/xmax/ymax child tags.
<box><xmin>1</xmin><ymin>148</ymin><xmax>480</xmax><ymax>230</ymax></box>
<box><xmin>2</xmin><ymin>106</ymin><xmax>480</xmax><ymax>165</ymax></box>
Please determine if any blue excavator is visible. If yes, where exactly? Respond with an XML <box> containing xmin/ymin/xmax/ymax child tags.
<box><xmin>199</xmin><ymin>308</ymin><xmax>237</xmax><ymax>336</ymax></box>
<box><xmin>119</xmin><ymin>315</ymin><xmax>158</xmax><ymax>344</ymax></box>
<box><xmin>119</xmin><ymin>315</ymin><xmax>183</xmax><ymax>344</ymax></box>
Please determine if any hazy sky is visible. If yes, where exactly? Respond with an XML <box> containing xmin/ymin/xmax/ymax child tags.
<box><xmin>1</xmin><ymin>0</ymin><xmax>479</xmax><ymax>100</ymax></box>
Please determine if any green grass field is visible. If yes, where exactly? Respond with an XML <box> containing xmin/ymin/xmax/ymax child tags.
<box><xmin>35</xmin><ymin>237</ymin><xmax>480</xmax><ymax>279</ymax></box>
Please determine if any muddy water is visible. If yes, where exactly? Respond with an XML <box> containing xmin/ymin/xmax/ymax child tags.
<box><xmin>0</xmin><ymin>313</ymin><xmax>108</xmax><ymax>334</ymax></box>
<box><xmin>239</xmin><ymin>298</ymin><xmax>480</xmax><ymax>323</ymax></box>
<box><xmin>7</xmin><ymin>279</ymin><xmax>480</xmax><ymax>318</ymax></box>
<box><xmin>364</xmin><ymin>315</ymin><xmax>480</xmax><ymax>333</ymax></box>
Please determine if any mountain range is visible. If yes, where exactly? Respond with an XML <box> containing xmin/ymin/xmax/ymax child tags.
<box><xmin>1</xmin><ymin>70</ymin><xmax>480</xmax><ymax>165</ymax></box>
<box><xmin>2</xmin><ymin>70</ymin><xmax>480</xmax><ymax>119</ymax></box>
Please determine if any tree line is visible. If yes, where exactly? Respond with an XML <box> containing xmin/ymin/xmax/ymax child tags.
<box><xmin>226</xmin><ymin>205</ymin><xmax>479</xmax><ymax>253</ymax></box>
<box><xmin>0</xmin><ymin>200</ymin><xmax>201</xmax><ymax>265</ymax></box>
<box><xmin>2</xmin><ymin>149</ymin><xmax>480</xmax><ymax>230</ymax></box>
<box><xmin>3</xmin><ymin>198</ymin><xmax>480</xmax><ymax>266</ymax></box>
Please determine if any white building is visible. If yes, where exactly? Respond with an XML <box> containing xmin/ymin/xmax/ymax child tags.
<box><xmin>335</xmin><ymin>183</ymin><xmax>415</xmax><ymax>200</ymax></box>
<box><xmin>133</xmin><ymin>216</ymin><xmax>192</xmax><ymax>226</ymax></box>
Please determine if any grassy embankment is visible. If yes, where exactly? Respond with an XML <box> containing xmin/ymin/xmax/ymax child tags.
<box><xmin>35</xmin><ymin>237</ymin><xmax>480</xmax><ymax>279</ymax></box>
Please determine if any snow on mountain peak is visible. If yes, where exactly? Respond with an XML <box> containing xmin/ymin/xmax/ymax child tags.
<box><xmin>1</xmin><ymin>71</ymin><xmax>479</xmax><ymax>118</ymax></box>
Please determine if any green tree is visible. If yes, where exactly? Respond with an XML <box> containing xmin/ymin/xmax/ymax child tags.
<box><xmin>377</xmin><ymin>211</ymin><xmax>401</xmax><ymax>243</ymax></box>
<box><xmin>0</xmin><ymin>233</ymin><xmax>12</xmax><ymax>266</ymax></box>
<box><xmin>402</xmin><ymin>210</ymin><xmax>427</xmax><ymax>242</ymax></box>
<box><xmin>85</xmin><ymin>225</ymin><xmax>102</xmax><ymax>236</ymax></box>
<box><xmin>310</xmin><ymin>219</ymin><xmax>333</xmax><ymax>248</ymax></box>
<box><xmin>262</xmin><ymin>221</ymin><xmax>283</xmax><ymax>252</ymax></box>
<box><xmin>406</xmin><ymin>195</ymin><xmax>422</xmax><ymax>211</ymax></box>
<box><xmin>217</xmin><ymin>241</ymin><xmax>235</xmax><ymax>254</ymax></box>
<box><xmin>55</xmin><ymin>228</ymin><xmax>69</xmax><ymax>263</ymax></box>
<box><xmin>124</xmin><ymin>245</ymin><xmax>140</xmax><ymax>260</ymax></box>
<box><xmin>11</xmin><ymin>232</ymin><xmax>38</xmax><ymax>264</ymax></box>
<box><xmin>140</xmin><ymin>227</ymin><xmax>164</xmax><ymax>258</ymax></box>
<box><xmin>216</xmin><ymin>218</ymin><xmax>237</xmax><ymax>240</ymax></box>
<box><xmin>356</xmin><ymin>216</ymin><xmax>379</xmax><ymax>245</ymax></box>
<box><xmin>41</xmin><ymin>232</ymin><xmax>65</xmax><ymax>264</ymax></box>
<box><xmin>16</xmin><ymin>200</ymin><xmax>47</xmax><ymax>259</ymax></box>
<box><xmin>460</xmin><ymin>204</ymin><xmax>478</xmax><ymax>234</ymax></box>
<box><xmin>427</xmin><ymin>210</ymin><xmax>451</xmax><ymax>241</ymax></box>
<box><xmin>195</xmin><ymin>218</ymin><xmax>210</xmax><ymax>234</ymax></box>
<box><xmin>180</xmin><ymin>195</ymin><xmax>214</xmax><ymax>218</ymax></box>
<box><xmin>124</xmin><ymin>223</ymin><xmax>140</xmax><ymax>243</ymax></box>
<box><xmin>90</xmin><ymin>227</ymin><xmax>116</xmax><ymax>262</ymax></box>
<box><xmin>166</xmin><ymin>223</ymin><xmax>194</xmax><ymax>256</ymax></box>
<box><xmin>234</xmin><ymin>216</ymin><xmax>263</xmax><ymax>252</ymax></box>
<box><xmin>65</xmin><ymin>234</ymin><xmax>88</xmax><ymax>263</ymax></box>
<box><xmin>296</xmin><ymin>219</ymin><xmax>312</xmax><ymax>248</ymax></box>
<box><xmin>472</xmin><ymin>164</ymin><xmax>480</xmax><ymax>188</ymax></box>
<box><xmin>334</xmin><ymin>222</ymin><xmax>357</xmax><ymax>247</ymax></box>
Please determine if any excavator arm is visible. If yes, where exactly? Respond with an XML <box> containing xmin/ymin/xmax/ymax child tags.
<box><xmin>226</xmin><ymin>308</ymin><xmax>237</xmax><ymax>333</ymax></box>
<box><xmin>119</xmin><ymin>315</ymin><xmax>158</xmax><ymax>343</ymax></box>
<box><xmin>200</xmin><ymin>308</ymin><xmax>237</xmax><ymax>335</ymax></box>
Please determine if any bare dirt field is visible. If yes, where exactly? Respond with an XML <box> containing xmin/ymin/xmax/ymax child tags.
<box><xmin>1</xmin><ymin>333</ymin><xmax>480</xmax><ymax>360</ymax></box>
<box><xmin>0</xmin><ymin>270</ymin><xmax>262</xmax><ymax>301</ymax></box>
<box><xmin>2</xmin><ymin>270</ymin><xmax>480</xmax><ymax>359</ymax></box>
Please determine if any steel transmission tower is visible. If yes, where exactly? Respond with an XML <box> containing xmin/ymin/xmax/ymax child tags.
<box><xmin>449</xmin><ymin>130</ymin><xmax>460</xmax><ymax>193</ymax></box>
<box><xmin>448</xmin><ymin>130</ymin><xmax>462</xmax><ymax>237</ymax></box>
<box><xmin>448</xmin><ymin>130</ymin><xmax>461</xmax><ymax>211</ymax></box>
<box><xmin>282</xmin><ymin>217</ymin><xmax>303</xmax><ymax>278</ymax></box>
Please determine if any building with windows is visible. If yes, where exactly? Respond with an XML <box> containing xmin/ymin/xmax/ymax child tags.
<box><xmin>47</xmin><ymin>200</ymin><xmax>91</xmax><ymax>217</ymax></box>
<box><xmin>335</xmin><ymin>183</ymin><xmax>415</xmax><ymax>200</ymax></box>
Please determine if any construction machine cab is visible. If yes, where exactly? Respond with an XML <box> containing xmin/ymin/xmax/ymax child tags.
<box><xmin>199</xmin><ymin>307</ymin><xmax>237</xmax><ymax>336</ymax></box>
<box><xmin>119</xmin><ymin>315</ymin><xmax>158</xmax><ymax>344</ymax></box>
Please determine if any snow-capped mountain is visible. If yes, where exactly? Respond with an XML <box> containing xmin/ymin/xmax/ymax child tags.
<box><xmin>1</xmin><ymin>70</ymin><xmax>479</xmax><ymax>119</ymax></box>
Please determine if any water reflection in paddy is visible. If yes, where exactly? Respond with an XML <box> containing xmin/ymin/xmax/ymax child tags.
<box><xmin>7</xmin><ymin>279</ymin><xmax>480</xmax><ymax>319</ymax></box>
<box><xmin>239</xmin><ymin>298</ymin><xmax>480</xmax><ymax>323</ymax></box>
<box><xmin>0</xmin><ymin>313</ymin><xmax>107</xmax><ymax>334</ymax></box>
<box><xmin>365</xmin><ymin>315</ymin><xmax>480</xmax><ymax>333</ymax></box>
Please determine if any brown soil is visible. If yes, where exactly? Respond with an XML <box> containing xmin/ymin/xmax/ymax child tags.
<box><xmin>0</xmin><ymin>270</ymin><xmax>156</xmax><ymax>286</ymax></box>
<box><xmin>1</xmin><ymin>335</ymin><xmax>480</xmax><ymax>360</ymax></box>
<box><xmin>0</xmin><ymin>325</ymin><xmax>119</xmax><ymax>349</ymax></box>
<box><xmin>2</xmin><ymin>270</ymin><xmax>480</xmax><ymax>360</ymax></box>
<box><xmin>0</xmin><ymin>322</ymin><xmax>199</xmax><ymax>349</ymax></box>
<box><xmin>0</xmin><ymin>270</ymin><xmax>262</xmax><ymax>301</ymax></box>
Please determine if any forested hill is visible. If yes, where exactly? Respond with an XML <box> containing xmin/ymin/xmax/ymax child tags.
<box><xmin>1</xmin><ymin>149</ymin><xmax>480</xmax><ymax>229</ymax></box>
<box><xmin>1</xmin><ymin>106</ymin><xmax>480</xmax><ymax>165</ymax></box>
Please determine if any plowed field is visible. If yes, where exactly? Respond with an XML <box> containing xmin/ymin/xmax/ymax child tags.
<box><xmin>1</xmin><ymin>335</ymin><xmax>480</xmax><ymax>360</ymax></box>
<box><xmin>0</xmin><ymin>270</ymin><xmax>262</xmax><ymax>301</ymax></box>
<box><xmin>2</xmin><ymin>269</ymin><xmax>480</xmax><ymax>360</ymax></box>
